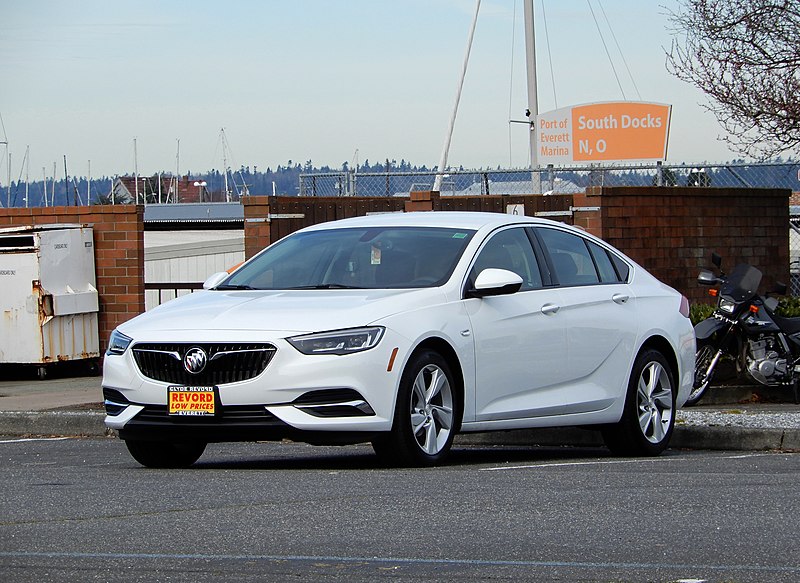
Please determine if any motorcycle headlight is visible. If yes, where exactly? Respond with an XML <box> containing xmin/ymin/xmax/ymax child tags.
<box><xmin>106</xmin><ymin>329</ymin><xmax>133</xmax><ymax>356</ymax></box>
<box><xmin>718</xmin><ymin>298</ymin><xmax>735</xmax><ymax>314</ymax></box>
<box><xmin>287</xmin><ymin>327</ymin><xmax>384</xmax><ymax>355</ymax></box>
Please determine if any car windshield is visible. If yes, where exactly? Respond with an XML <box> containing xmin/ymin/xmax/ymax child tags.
<box><xmin>220</xmin><ymin>226</ymin><xmax>476</xmax><ymax>290</ymax></box>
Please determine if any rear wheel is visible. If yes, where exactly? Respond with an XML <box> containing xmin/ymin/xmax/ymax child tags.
<box><xmin>124</xmin><ymin>440</ymin><xmax>206</xmax><ymax>468</ymax></box>
<box><xmin>372</xmin><ymin>350</ymin><xmax>458</xmax><ymax>467</ymax></box>
<box><xmin>602</xmin><ymin>349</ymin><xmax>675</xmax><ymax>456</ymax></box>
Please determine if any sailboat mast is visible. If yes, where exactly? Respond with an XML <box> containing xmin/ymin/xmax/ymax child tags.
<box><xmin>221</xmin><ymin>128</ymin><xmax>230</xmax><ymax>202</ymax></box>
<box><xmin>432</xmin><ymin>0</ymin><xmax>481</xmax><ymax>193</ymax></box>
<box><xmin>523</xmin><ymin>0</ymin><xmax>540</xmax><ymax>190</ymax></box>
<box><xmin>24</xmin><ymin>146</ymin><xmax>29</xmax><ymax>208</ymax></box>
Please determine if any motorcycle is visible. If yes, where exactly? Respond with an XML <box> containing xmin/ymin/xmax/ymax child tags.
<box><xmin>688</xmin><ymin>253</ymin><xmax>800</xmax><ymax>405</ymax></box>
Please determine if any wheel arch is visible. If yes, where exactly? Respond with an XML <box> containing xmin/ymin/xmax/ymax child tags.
<box><xmin>638</xmin><ymin>334</ymin><xmax>679</xmax><ymax>385</ymax></box>
<box><xmin>407</xmin><ymin>336</ymin><xmax>465</xmax><ymax>432</ymax></box>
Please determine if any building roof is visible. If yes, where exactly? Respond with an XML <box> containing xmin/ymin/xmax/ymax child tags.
<box><xmin>143</xmin><ymin>202</ymin><xmax>244</xmax><ymax>230</ymax></box>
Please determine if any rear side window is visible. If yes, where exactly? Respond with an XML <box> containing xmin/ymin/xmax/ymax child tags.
<box><xmin>536</xmin><ymin>228</ymin><xmax>599</xmax><ymax>286</ymax></box>
<box><xmin>610</xmin><ymin>252</ymin><xmax>630</xmax><ymax>282</ymax></box>
<box><xmin>587</xmin><ymin>241</ymin><xmax>619</xmax><ymax>283</ymax></box>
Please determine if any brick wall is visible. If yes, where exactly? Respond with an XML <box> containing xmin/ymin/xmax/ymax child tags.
<box><xmin>575</xmin><ymin>186</ymin><xmax>790</xmax><ymax>302</ymax></box>
<box><xmin>242</xmin><ymin>196</ymin><xmax>409</xmax><ymax>259</ymax></box>
<box><xmin>0</xmin><ymin>205</ymin><xmax>144</xmax><ymax>352</ymax></box>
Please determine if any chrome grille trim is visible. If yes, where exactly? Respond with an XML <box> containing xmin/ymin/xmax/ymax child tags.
<box><xmin>132</xmin><ymin>343</ymin><xmax>277</xmax><ymax>385</ymax></box>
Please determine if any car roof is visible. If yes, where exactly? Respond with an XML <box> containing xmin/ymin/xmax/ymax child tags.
<box><xmin>299</xmin><ymin>211</ymin><xmax>558</xmax><ymax>232</ymax></box>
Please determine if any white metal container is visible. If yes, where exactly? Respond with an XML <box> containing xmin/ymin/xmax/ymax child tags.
<box><xmin>0</xmin><ymin>224</ymin><xmax>99</xmax><ymax>373</ymax></box>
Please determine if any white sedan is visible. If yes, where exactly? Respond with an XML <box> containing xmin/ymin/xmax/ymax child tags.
<box><xmin>103</xmin><ymin>212</ymin><xmax>695</xmax><ymax>467</ymax></box>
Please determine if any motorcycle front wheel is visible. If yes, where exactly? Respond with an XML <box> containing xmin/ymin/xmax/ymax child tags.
<box><xmin>686</xmin><ymin>341</ymin><xmax>718</xmax><ymax>406</ymax></box>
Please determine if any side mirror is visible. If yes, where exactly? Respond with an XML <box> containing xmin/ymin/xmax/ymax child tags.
<box><xmin>467</xmin><ymin>268</ymin><xmax>523</xmax><ymax>298</ymax></box>
<box><xmin>711</xmin><ymin>252</ymin><xmax>722</xmax><ymax>269</ymax></box>
<box><xmin>203</xmin><ymin>271</ymin><xmax>229</xmax><ymax>290</ymax></box>
<box><xmin>697</xmin><ymin>269</ymin><xmax>718</xmax><ymax>286</ymax></box>
<box><xmin>772</xmin><ymin>281</ymin><xmax>788</xmax><ymax>296</ymax></box>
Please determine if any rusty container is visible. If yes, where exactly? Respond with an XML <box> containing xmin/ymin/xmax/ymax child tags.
<box><xmin>0</xmin><ymin>224</ymin><xmax>99</xmax><ymax>377</ymax></box>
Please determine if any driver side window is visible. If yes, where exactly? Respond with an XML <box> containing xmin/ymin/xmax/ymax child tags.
<box><xmin>469</xmin><ymin>228</ymin><xmax>542</xmax><ymax>291</ymax></box>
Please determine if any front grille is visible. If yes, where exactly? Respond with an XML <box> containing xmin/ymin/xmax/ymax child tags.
<box><xmin>132</xmin><ymin>343</ymin><xmax>276</xmax><ymax>385</ymax></box>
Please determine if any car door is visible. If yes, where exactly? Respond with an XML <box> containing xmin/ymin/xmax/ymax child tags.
<box><xmin>465</xmin><ymin>226</ymin><xmax>568</xmax><ymax>422</ymax></box>
<box><xmin>533</xmin><ymin>227</ymin><xmax>639</xmax><ymax>407</ymax></box>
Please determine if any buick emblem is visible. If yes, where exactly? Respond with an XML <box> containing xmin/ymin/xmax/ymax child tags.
<box><xmin>183</xmin><ymin>347</ymin><xmax>208</xmax><ymax>374</ymax></box>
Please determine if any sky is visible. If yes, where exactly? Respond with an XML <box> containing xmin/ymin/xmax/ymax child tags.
<box><xmin>0</xmin><ymin>0</ymin><xmax>742</xmax><ymax>182</ymax></box>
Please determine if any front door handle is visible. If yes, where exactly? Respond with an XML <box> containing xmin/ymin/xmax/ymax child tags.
<box><xmin>541</xmin><ymin>303</ymin><xmax>560</xmax><ymax>315</ymax></box>
<box><xmin>612</xmin><ymin>293</ymin><xmax>630</xmax><ymax>305</ymax></box>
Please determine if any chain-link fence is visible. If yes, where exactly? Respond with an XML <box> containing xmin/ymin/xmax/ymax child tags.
<box><xmin>299</xmin><ymin>162</ymin><xmax>800</xmax><ymax>197</ymax></box>
<box><xmin>790</xmin><ymin>221</ymin><xmax>800</xmax><ymax>296</ymax></box>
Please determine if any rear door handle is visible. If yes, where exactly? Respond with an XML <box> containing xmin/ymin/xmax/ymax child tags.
<box><xmin>612</xmin><ymin>293</ymin><xmax>630</xmax><ymax>305</ymax></box>
<box><xmin>541</xmin><ymin>303</ymin><xmax>560</xmax><ymax>315</ymax></box>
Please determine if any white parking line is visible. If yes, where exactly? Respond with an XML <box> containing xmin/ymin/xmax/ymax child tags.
<box><xmin>478</xmin><ymin>452</ymin><xmax>784</xmax><ymax>472</ymax></box>
<box><xmin>0</xmin><ymin>437</ymin><xmax>72</xmax><ymax>444</ymax></box>
<box><xmin>479</xmin><ymin>458</ymin><xmax>676</xmax><ymax>471</ymax></box>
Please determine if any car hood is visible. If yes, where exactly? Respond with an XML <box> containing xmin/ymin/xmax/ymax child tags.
<box><xmin>121</xmin><ymin>288</ymin><xmax>446</xmax><ymax>337</ymax></box>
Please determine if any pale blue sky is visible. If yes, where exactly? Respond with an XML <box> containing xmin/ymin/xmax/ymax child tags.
<box><xmin>1</xmin><ymin>0</ymin><xmax>737</xmax><ymax>180</ymax></box>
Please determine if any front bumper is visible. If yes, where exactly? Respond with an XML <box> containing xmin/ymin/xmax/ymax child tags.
<box><xmin>102</xmin><ymin>332</ymin><xmax>407</xmax><ymax>441</ymax></box>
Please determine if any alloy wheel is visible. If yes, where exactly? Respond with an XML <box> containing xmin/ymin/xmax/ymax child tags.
<box><xmin>409</xmin><ymin>364</ymin><xmax>454</xmax><ymax>455</ymax></box>
<box><xmin>637</xmin><ymin>361</ymin><xmax>674</xmax><ymax>444</ymax></box>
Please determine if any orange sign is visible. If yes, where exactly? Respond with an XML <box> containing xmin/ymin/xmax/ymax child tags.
<box><xmin>537</xmin><ymin>101</ymin><xmax>671</xmax><ymax>165</ymax></box>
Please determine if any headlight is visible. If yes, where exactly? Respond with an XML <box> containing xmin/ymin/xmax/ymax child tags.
<box><xmin>106</xmin><ymin>329</ymin><xmax>133</xmax><ymax>356</ymax></box>
<box><xmin>287</xmin><ymin>327</ymin><xmax>384</xmax><ymax>355</ymax></box>
<box><xmin>718</xmin><ymin>298</ymin><xmax>735</xmax><ymax>314</ymax></box>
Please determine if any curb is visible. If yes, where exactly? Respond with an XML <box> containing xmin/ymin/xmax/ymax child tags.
<box><xmin>2</xmin><ymin>410</ymin><xmax>799</xmax><ymax>452</ymax></box>
<box><xmin>0</xmin><ymin>411</ymin><xmax>112</xmax><ymax>438</ymax></box>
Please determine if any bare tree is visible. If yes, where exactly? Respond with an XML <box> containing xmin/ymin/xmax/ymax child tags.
<box><xmin>665</xmin><ymin>0</ymin><xmax>800</xmax><ymax>159</ymax></box>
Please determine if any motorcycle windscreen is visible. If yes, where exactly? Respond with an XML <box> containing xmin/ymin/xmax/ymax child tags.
<box><xmin>721</xmin><ymin>264</ymin><xmax>762</xmax><ymax>302</ymax></box>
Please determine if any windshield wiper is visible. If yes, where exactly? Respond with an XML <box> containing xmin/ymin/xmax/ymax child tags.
<box><xmin>291</xmin><ymin>284</ymin><xmax>363</xmax><ymax>289</ymax></box>
<box><xmin>215</xmin><ymin>284</ymin><xmax>256</xmax><ymax>290</ymax></box>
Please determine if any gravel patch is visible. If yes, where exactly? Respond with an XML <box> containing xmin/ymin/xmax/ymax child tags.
<box><xmin>678</xmin><ymin>409</ymin><xmax>800</xmax><ymax>429</ymax></box>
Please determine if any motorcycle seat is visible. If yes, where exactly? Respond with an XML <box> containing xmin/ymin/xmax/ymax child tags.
<box><xmin>771</xmin><ymin>313</ymin><xmax>800</xmax><ymax>335</ymax></box>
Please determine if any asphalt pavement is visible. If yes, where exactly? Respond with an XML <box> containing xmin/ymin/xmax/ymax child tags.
<box><xmin>2</xmin><ymin>371</ymin><xmax>800</xmax><ymax>451</ymax></box>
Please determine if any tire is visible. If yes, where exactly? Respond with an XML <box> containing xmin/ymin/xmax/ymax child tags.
<box><xmin>686</xmin><ymin>340</ymin><xmax>717</xmax><ymax>406</ymax></box>
<box><xmin>125</xmin><ymin>440</ymin><xmax>206</xmax><ymax>468</ymax></box>
<box><xmin>372</xmin><ymin>350</ymin><xmax>459</xmax><ymax>467</ymax></box>
<box><xmin>602</xmin><ymin>349</ymin><xmax>676</xmax><ymax>457</ymax></box>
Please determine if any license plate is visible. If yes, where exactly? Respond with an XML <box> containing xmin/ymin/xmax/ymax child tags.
<box><xmin>168</xmin><ymin>386</ymin><xmax>216</xmax><ymax>416</ymax></box>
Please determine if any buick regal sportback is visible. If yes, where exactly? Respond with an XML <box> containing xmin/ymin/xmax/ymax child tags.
<box><xmin>103</xmin><ymin>212</ymin><xmax>695</xmax><ymax>467</ymax></box>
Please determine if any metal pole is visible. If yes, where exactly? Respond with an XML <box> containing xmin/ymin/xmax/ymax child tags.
<box><xmin>523</xmin><ymin>0</ymin><xmax>541</xmax><ymax>193</ymax></box>
<box><xmin>134</xmin><ymin>137</ymin><xmax>139</xmax><ymax>204</ymax></box>
<box><xmin>433</xmin><ymin>0</ymin><xmax>481</xmax><ymax>193</ymax></box>
<box><xmin>24</xmin><ymin>146</ymin><xmax>29</xmax><ymax>208</ymax></box>
<box><xmin>63</xmin><ymin>155</ymin><xmax>70</xmax><ymax>206</ymax></box>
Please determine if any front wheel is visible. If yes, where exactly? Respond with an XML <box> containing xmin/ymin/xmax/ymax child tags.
<box><xmin>686</xmin><ymin>341</ymin><xmax>719</xmax><ymax>406</ymax></box>
<box><xmin>125</xmin><ymin>440</ymin><xmax>206</xmax><ymax>468</ymax></box>
<box><xmin>602</xmin><ymin>349</ymin><xmax>676</xmax><ymax>457</ymax></box>
<box><xmin>372</xmin><ymin>350</ymin><xmax>459</xmax><ymax>467</ymax></box>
